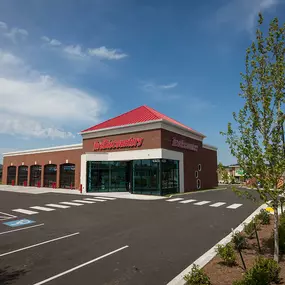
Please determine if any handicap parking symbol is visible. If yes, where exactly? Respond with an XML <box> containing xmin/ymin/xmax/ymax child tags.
<box><xmin>3</xmin><ymin>219</ymin><xmax>35</xmax><ymax>227</ymax></box>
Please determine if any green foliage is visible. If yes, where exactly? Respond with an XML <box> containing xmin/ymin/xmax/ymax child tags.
<box><xmin>216</xmin><ymin>243</ymin><xmax>236</xmax><ymax>266</ymax></box>
<box><xmin>221</xmin><ymin>12</ymin><xmax>285</xmax><ymax>262</ymax></box>
<box><xmin>256</xmin><ymin>209</ymin><xmax>270</xmax><ymax>225</ymax></box>
<box><xmin>183</xmin><ymin>264</ymin><xmax>211</xmax><ymax>285</ymax></box>
<box><xmin>244</xmin><ymin>221</ymin><xmax>257</xmax><ymax>239</ymax></box>
<box><xmin>232</xmin><ymin>231</ymin><xmax>247</xmax><ymax>250</ymax></box>
<box><xmin>233</xmin><ymin>257</ymin><xmax>280</xmax><ymax>285</ymax></box>
<box><xmin>279</xmin><ymin>219</ymin><xmax>285</xmax><ymax>254</ymax></box>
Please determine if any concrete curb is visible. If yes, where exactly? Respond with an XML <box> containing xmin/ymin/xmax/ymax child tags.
<box><xmin>168</xmin><ymin>188</ymin><xmax>228</xmax><ymax>198</ymax></box>
<box><xmin>167</xmin><ymin>203</ymin><xmax>268</xmax><ymax>285</ymax></box>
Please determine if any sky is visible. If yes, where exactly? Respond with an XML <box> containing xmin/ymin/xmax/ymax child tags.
<box><xmin>0</xmin><ymin>0</ymin><xmax>284</xmax><ymax>165</ymax></box>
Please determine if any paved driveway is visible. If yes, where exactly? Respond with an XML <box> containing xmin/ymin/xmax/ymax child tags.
<box><xmin>0</xmin><ymin>187</ymin><xmax>260</xmax><ymax>285</ymax></box>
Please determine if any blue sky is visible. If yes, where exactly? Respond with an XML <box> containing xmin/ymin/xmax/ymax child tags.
<box><xmin>0</xmin><ymin>0</ymin><xmax>284</xmax><ymax>165</ymax></box>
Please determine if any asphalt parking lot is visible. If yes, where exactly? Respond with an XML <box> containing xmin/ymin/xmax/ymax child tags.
<box><xmin>0</xmin><ymin>187</ymin><xmax>260</xmax><ymax>285</ymax></box>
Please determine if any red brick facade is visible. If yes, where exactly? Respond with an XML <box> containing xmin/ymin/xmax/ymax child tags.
<box><xmin>2</xmin><ymin>128</ymin><xmax>218</xmax><ymax>192</ymax></box>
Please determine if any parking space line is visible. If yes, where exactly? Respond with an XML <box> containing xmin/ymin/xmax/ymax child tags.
<box><xmin>46</xmin><ymin>204</ymin><xmax>70</xmax><ymax>209</ymax></box>
<box><xmin>0</xmin><ymin>232</ymin><xmax>79</xmax><ymax>257</ymax></box>
<box><xmin>73</xmin><ymin>200</ymin><xmax>95</xmax><ymax>204</ymax></box>
<box><xmin>60</xmin><ymin>202</ymin><xmax>83</xmax><ymax>206</ymax></box>
<box><xmin>194</xmin><ymin>201</ymin><xmax>211</xmax><ymax>206</ymax></box>
<box><xmin>179</xmin><ymin>199</ymin><xmax>196</xmax><ymax>204</ymax></box>
<box><xmin>227</xmin><ymin>203</ymin><xmax>243</xmax><ymax>209</ymax></box>
<box><xmin>0</xmin><ymin>211</ymin><xmax>17</xmax><ymax>218</ymax></box>
<box><xmin>0</xmin><ymin>223</ymin><xmax>44</xmax><ymax>236</ymax></box>
<box><xmin>93</xmin><ymin>197</ymin><xmax>116</xmax><ymax>200</ymax></box>
<box><xmin>84</xmin><ymin>198</ymin><xmax>106</xmax><ymax>202</ymax></box>
<box><xmin>166</xmin><ymin>198</ymin><xmax>184</xmax><ymax>202</ymax></box>
<box><xmin>210</xmin><ymin>202</ymin><xmax>226</xmax><ymax>207</ymax></box>
<box><xmin>12</xmin><ymin>209</ymin><xmax>38</xmax><ymax>215</ymax></box>
<box><xmin>30</xmin><ymin>206</ymin><xmax>55</xmax><ymax>212</ymax></box>
<box><xmin>32</xmin><ymin>245</ymin><xmax>129</xmax><ymax>285</ymax></box>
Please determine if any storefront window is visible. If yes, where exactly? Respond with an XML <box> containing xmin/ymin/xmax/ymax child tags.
<box><xmin>86</xmin><ymin>159</ymin><xmax>179</xmax><ymax>195</ymax></box>
<box><xmin>132</xmin><ymin>159</ymin><xmax>160</xmax><ymax>195</ymax></box>
<box><xmin>161</xmin><ymin>160</ymin><xmax>179</xmax><ymax>195</ymax></box>
<box><xmin>86</xmin><ymin>161</ymin><xmax>129</xmax><ymax>192</ymax></box>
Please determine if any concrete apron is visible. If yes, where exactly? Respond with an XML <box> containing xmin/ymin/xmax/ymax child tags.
<box><xmin>0</xmin><ymin>185</ymin><xmax>165</xmax><ymax>200</ymax></box>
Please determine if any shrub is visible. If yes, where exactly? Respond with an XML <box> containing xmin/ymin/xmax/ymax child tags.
<box><xmin>244</xmin><ymin>220</ymin><xmax>257</xmax><ymax>239</ymax></box>
<box><xmin>216</xmin><ymin>243</ymin><xmax>236</xmax><ymax>266</ymax></box>
<box><xmin>232</xmin><ymin>231</ymin><xmax>247</xmax><ymax>250</ymax></box>
<box><xmin>234</xmin><ymin>257</ymin><xmax>280</xmax><ymax>285</ymax></box>
<box><xmin>256</xmin><ymin>209</ymin><xmax>270</xmax><ymax>225</ymax></box>
<box><xmin>184</xmin><ymin>264</ymin><xmax>211</xmax><ymax>285</ymax></box>
<box><xmin>279</xmin><ymin>221</ymin><xmax>285</xmax><ymax>254</ymax></box>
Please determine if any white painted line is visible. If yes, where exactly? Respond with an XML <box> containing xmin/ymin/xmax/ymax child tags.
<box><xmin>166</xmin><ymin>198</ymin><xmax>184</xmax><ymax>202</ymax></box>
<box><xmin>0</xmin><ymin>211</ymin><xmax>17</xmax><ymax>218</ymax></box>
<box><xmin>12</xmin><ymin>209</ymin><xmax>38</xmax><ymax>215</ymax></box>
<box><xmin>73</xmin><ymin>200</ymin><xmax>95</xmax><ymax>204</ymax></box>
<box><xmin>30</xmin><ymin>206</ymin><xmax>55</xmax><ymax>212</ymax></box>
<box><xmin>227</xmin><ymin>203</ymin><xmax>243</xmax><ymax>209</ymax></box>
<box><xmin>85</xmin><ymin>198</ymin><xmax>106</xmax><ymax>202</ymax></box>
<box><xmin>179</xmin><ymin>199</ymin><xmax>196</xmax><ymax>204</ymax></box>
<box><xmin>32</xmin><ymin>245</ymin><xmax>129</xmax><ymax>285</ymax></box>
<box><xmin>83</xmin><ymin>198</ymin><xmax>97</xmax><ymax>202</ymax></box>
<box><xmin>210</xmin><ymin>202</ymin><xmax>226</xmax><ymax>208</ymax></box>
<box><xmin>93</xmin><ymin>197</ymin><xmax>116</xmax><ymax>200</ymax></box>
<box><xmin>0</xmin><ymin>232</ymin><xmax>79</xmax><ymax>257</ymax></box>
<box><xmin>167</xmin><ymin>204</ymin><xmax>267</xmax><ymax>285</ymax></box>
<box><xmin>194</xmin><ymin>201</ymin><xmax>211</xmax><ymax>206</ymax></box>
<box><xmin>0</xmin><ymin>223</ymin><xmax>44</xmax><ymax>236</ymax></box>
<box><xmin>60</xmin><ymin>202</ymin><xmax>83</xmax><ymax>206</ymax></box>
<box><xmin>46</xmin><ymin>204</ymin><xmax>70</xmax><ymax>209</ymax></box>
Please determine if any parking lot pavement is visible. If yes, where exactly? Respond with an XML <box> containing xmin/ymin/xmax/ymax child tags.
<box><xmin>0</xmin><ymin>188</ymin><xmax>260</xmax><ymax>285</ymax></box>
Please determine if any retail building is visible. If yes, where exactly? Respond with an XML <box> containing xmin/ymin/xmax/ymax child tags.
<box><xmin>2</xmin><ymin>106</ymin><xmax>218</xmax><ymax>195</ymax></box>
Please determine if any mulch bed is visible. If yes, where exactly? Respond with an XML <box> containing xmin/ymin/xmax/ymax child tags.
<box><xmin>203</xmin><ymin>216</ymin><xmax>285</xmax><ymax>284</ymax></box>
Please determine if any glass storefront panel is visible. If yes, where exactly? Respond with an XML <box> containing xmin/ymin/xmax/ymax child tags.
<box><xmin>86</xmin><ymin>159</ymin><xmax>179</xmax><ymax>195</ymax></box>
<box><xmin>161</xmin><ymin>159</ymin><xmax>179</xmax><ymax>195</ymax></box>
<box><xmin>132</xmin><ymin>159</ymin><xmax>160</xmax><ymax>195</ymax></box>
<box><xmin>86</xmin><ymin>161</ymin><xmax>128</xmax><ymax>192</ymax></box>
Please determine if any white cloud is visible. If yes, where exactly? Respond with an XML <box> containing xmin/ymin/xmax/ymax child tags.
<box><xmin>0</xmin><ymin>21</ymin><xmax>7</xmax><ymax>30</ymax></box>
<box><xmin>41</xmin><ymin>36</ymin><xmax>61</xmax><ymax>47</ymax></box>
<box><xmin>88</xmin><ymin>46</ymin><xmax>128</xmax><ymax>60</ymax></box>
<box><xmin>0</xmin><ymin>49</ymin><xmax>106</xmax><ymax>139</ymax></box>
<box><xmin>216</xmin><ymin>0</ymin><xmax>280</xmax><ymax>34</ymax></box>
<box><xmin>141</xmin><ymin>81</ymin><xmax>180</xmax><ymax>101</ymax></box>
<box><xmin>63</xmin><ymin>45</ymin><xmax>85</xmax><ymax>57</ymax></box>
<box><xmin>41</xmin><ymin>36</ymin><xmax>127</xmax><ymax>61</ymax></box>
<box><xmin>4</xmin><ymin>27</ymin><xmax>28</xmax><ymax>42</ymax></box>
<box><xmin>158</xmin><ymin>82</ymin><xmax>178</xmax><ymax>89</ymax></box>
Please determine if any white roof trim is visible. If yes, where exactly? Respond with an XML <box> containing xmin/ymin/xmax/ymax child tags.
<box><xmin>80</xmin><ymin>119</ymin><xmax>205</xmax><ymax>141</ymax></box>
<box><xmin>202</xmin><ymin>143</ymin><xmax>218</xmax><ymax>151</ymax></box>
<box><xmin>3</xmin><ymin>143</ymin><xmax>83</xmax><ymax>157</ymax></box>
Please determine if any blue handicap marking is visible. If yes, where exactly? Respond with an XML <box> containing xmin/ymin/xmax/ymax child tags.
<box><xmin>3</xmin><ymin>219</ymin><xmax>35</xmax><ymax>227</ymax></box>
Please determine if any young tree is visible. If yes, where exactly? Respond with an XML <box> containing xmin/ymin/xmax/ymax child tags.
<box><xmin>222</xmin><ymin>14</ymin><xmax>285</xmax><ymax>262</ymax></box>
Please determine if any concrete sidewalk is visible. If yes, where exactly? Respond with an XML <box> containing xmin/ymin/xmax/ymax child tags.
<box><xmin>0</xmin><ymin>185</ymin><xmax>164</xmax><ymax>200</ymax></box>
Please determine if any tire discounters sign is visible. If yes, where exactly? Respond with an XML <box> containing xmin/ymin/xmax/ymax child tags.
<box><xmin>93</xmin><ymin>137</ymin><xmax>144</xmax><ymax>151</ymax></box>
<box><xmin>172</xmin><ymin>137</ymin><xmax>198</xmax><ymax>152</ymax></box>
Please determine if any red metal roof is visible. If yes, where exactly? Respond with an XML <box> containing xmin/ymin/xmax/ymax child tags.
<box><xmin>81</xmin><ymin>105</ymin><xmax>204</xmax><ymax>136</ymax></box>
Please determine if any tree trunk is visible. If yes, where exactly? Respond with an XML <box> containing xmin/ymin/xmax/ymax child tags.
<box><xmin>274</xmin><ymin>203</ymin><xmax>279</xmax><ymax>263</ymax></box>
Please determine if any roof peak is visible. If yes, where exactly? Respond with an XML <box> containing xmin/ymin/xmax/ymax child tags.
<box><xmin>81</xmin><ymin>105</ymin><xmax>204</xmax><ymax>137</ymax></box>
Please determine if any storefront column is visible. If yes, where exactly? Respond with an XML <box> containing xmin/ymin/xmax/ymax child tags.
<box><xmin>15</xmin><ymin>166</ymin><xmax>19</xmax><ymax>185</ymax></box>
<box><xmin>27</xmin><ymin>166</ymin><xmax>30</xmax><ymax>186</ymax></box>
<box><xmin>41</xmin><ymin>165</ymin><xmax>44</xmax><ymax>187</ymax></box>
<box><xmin>56</xmin><ymin>164</ymin><xmax>60</xmax><ymax>188</ymax></box>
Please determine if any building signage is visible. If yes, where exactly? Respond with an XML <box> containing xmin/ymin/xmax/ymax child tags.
<box><xmin>172</xmin><ymin>137</ymin><xmax>198</xmax><ymax>152</ymax></box>
<box><xmin>93</xmin><ymin>137</ymin><xmax>144</xmax><ymax>151</ymax></box>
